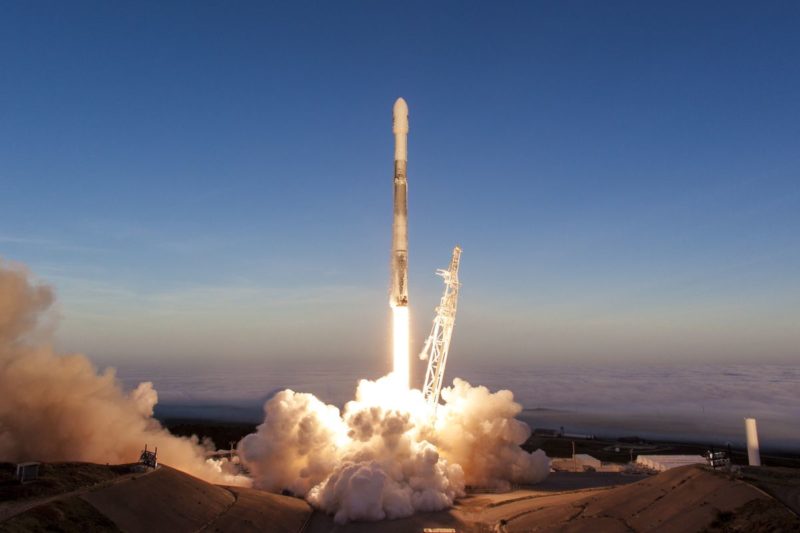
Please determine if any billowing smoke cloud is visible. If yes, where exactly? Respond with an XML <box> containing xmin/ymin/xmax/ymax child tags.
<box><xmin>437</xmin><ymin>379</ymin><xmax>549</xmax><ymax>490</ymax></box>
<box><xmin>1</xmin><ymin>258</ymin><xmax>548</xmax><ymax>523</ymax></box>
<box><xmin>0</xmin><ymin>259</ymin><xmax>247</xmax><ymax>486</ymax></box>
<box><xmin>239</xmin><ymin>374</ymin><xmax>549</xmax><ymax>523</ymax></box>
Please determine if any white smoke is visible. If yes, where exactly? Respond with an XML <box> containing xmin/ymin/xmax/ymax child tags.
<box><xmin>239</xmin><ymin>374</ymin><xmax>549</xmax><ymax>524</ymax></box>
<box><xmin>0</xmin><ymin>259</ymin><xmax>248</xmax><ymax>486</ymax></box>
<box><xmin>437</xmin><ymin>379</ymin><xmax>549</xmax><ymax>490</ymax></box>
<box><xmin>1</xmin><ymin>258</ymin><xmax>549</xmax><ymax>523</ymax></box>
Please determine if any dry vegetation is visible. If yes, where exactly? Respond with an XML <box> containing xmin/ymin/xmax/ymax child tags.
<box><xmin>0</xmin><ymin>462</ymin><xmax>128</xmax><ymax>502</ymax></box>
<box><xmin>0</xmin><ymin>496</ymin><xmax>121</xmax><ymax>532</ymax></box>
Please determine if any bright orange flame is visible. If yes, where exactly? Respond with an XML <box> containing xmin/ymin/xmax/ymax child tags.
<box><xmin>392</xmin><ymin>306</ymin><xmax>410</xmax><ymax>390</ymax></box>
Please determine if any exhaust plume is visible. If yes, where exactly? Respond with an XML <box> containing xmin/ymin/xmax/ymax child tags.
<box><xmin>0</xmin><ymin>259</ymin><xmax>247</xmax><ymax>486</ymax></box>
<box><xmin>239</xmin><ymin>373</ymin><xmax>549</xmax><ymax>523</ymax></box>
<box><xmin>1</xmin><ymin>258</ymin><xmax>549</xmax><ymax>524</ymax></box>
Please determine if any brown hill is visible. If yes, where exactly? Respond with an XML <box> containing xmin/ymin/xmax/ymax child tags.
<box><xmin>0</xmin><ymin>464</ymin><xmax>311</xmax><ymax>533</ymax></box>
<box><xmin>1</xmin><ymin>463</ymin><xmax>797</xmax><ymax>532</ymax></box>
<box><xmin>498</xmin><ymin>465</ymin><xmax>799</xmax><ymax>532</ymax></box>
<box><xmin>80</xmin><ymin>466</ymin><xmax>234</xmax><ymax>532</ymax></box>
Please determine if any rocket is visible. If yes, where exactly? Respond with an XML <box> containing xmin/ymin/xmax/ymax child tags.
<box><xmin>391</xmin><ymin>98</ymin><xmax>409</xmax><ymax>308</ymax></box>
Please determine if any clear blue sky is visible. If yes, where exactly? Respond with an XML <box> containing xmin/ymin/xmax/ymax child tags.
<box><xmin>1</xmin><ymin>1</ymin><xmax>798</xmax><ymax>368</ymax></box>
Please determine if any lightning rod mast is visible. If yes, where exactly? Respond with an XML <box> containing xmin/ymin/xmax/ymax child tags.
<box><xmin>420</xmin><ymin>246</ymin><xmax>462</xmax><ymax>411</ymax></box>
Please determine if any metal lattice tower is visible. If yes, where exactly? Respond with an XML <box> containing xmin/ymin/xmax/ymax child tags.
<box><xmin>420</xmin><ymin>246</ymin><xmax>462</xmax><ymax>410</ymax></box>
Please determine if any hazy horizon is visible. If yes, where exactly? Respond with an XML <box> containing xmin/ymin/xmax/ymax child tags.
<box><xmin>106</xmin><ymin>359</ymin><xmax>800</xmax><ymax>451</ymax></box>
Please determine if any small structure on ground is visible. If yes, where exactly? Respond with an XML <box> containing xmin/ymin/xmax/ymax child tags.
<box><xmin>551</xmin><ymin>454</ymin><xmax>622</xmax><ymax>472</ymax></box>
<box><xmin>15</xmin><ymin>462</ymin><xmax>40</xmax><ymax>483</ymax></box>
<box><xmin>636</xmin><ymin>455</ymin><xmax>705</xmax><ymax>472</ymax></box>
<box><xmin>139</xmin><ymin>444</ymin><xmax>158</xmax><ymax>469</ymax></box>
<box><xmin>705</xmin><ymin>450</ymin><xmax>730</xmax><ymax>470</ymax></box>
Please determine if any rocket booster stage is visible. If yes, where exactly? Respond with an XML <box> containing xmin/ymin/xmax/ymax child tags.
<box><xmin>391</xmin><ymin>98</ymin><xmax>409</xmax><ymax>308</ymax></box>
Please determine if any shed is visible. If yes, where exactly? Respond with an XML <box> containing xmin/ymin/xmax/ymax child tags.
<box><xmin>16</xmin><ymin>462</ymin><xmax>40</xmax><ymax>483</ymax></box>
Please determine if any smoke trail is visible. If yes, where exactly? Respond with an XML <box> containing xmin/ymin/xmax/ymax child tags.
<box><xmin>239</xmin><ymin>373</ymin><xmax>549</xmax><ymax>524</ymax></box>
<box><xmin>0</xmin><ymin>259</ymin><xmax>247</xmax><ymax>486</ymax></box>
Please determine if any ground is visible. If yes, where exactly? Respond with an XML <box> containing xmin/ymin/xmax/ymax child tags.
<box><xmin>1</xmin><ymin>463</ymin><xmax>798</xmax><ymax>532</ymax></box>
<box><xmin>738</xmin><ymin>466</ymin><xmax>800</xmax><ymax>516</ymax></box>
<box><xmin>0</xmin><ymin>462</ymin><xmax>129</xmax><ymax>503</ymax></box>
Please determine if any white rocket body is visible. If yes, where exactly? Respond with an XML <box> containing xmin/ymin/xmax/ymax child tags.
<box><xmin>391</xmin><ymin>98</ymin><xmax>409</xmax><ymax>308</ymax></box>
<box><xmin>745</xmin><ymin>417</ymin><xmax>761</xmax><ymax>466</ymax></box>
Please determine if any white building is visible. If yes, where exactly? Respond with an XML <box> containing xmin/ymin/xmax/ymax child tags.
<box><xmin>635</xmin><ymin>455</ymin><xmax>705</xmax><ymax>472</ymax></box>
<box><xmin>551</xmin><ymin>454</ymin><xmax>603</xmax><ymax>472</ymax></box>
<box><xmin>574</xmin><ymin>454</ymin><xmax>602</xmax><ymax>470</ymax></box>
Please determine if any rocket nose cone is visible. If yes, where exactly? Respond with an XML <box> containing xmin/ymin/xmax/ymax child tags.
<box><xmin>393</xmin><ymin>97</ymin><xmax>408</xmax><ymax>116</ymax></box>
<box><xmin>393</xmin><ymin>98</ymin><xmax>409</xmax><ymax>134</ymax></box>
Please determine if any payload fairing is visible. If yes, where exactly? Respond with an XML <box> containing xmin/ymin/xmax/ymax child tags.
<box><xmin>391</xmin><ymin>98</ymin><xmax>409</xmax><ymax>308</ymax></box>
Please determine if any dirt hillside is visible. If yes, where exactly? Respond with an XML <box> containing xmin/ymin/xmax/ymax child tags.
<box><xmin>1</xmin><ymin>464</ymin><xmax>312</xmax><ymax>533</ymax></box>
<box><xmin>2</xmin><ymin>463</ymin><xmax>797</xmax><ymax>532</ymax></box>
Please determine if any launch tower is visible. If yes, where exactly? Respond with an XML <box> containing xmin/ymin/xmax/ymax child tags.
<box><xmin>420</xmin><ymin>246</ymin><xmax>462</xmax><ymax>410</ymax></box>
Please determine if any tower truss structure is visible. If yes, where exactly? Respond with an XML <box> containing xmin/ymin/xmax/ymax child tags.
<box><xmin>420</xmin><ymin>246</ymin><xmax>462</xmax><ymax>410</ymax></box>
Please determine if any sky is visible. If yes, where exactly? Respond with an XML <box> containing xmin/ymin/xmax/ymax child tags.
<box><xmin>1</xmin><ymin>1</ymin><xmax>798</xmax><ymax>371</ymax></box>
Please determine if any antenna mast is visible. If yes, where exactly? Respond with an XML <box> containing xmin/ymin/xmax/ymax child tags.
<box><xmin>420</xmin><ymin>246</ymin><xmax>462</xmax><ymax>411</ymax></box>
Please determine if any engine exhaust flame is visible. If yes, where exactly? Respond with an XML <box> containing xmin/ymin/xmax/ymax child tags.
<box><xmin>391</xmin><ymin>305</ymin><xmax>410</xmax><ymax>390</ymax></box>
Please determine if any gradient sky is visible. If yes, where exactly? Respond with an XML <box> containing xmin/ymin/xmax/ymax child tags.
<box><xmin>1</xmin><ymin>1</ymin><xmax>798</xmax><ymax>369</ymax></box>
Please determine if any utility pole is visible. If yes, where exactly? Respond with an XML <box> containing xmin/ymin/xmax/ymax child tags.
<box><xmin>572</xmin><ymin>441</ymin><xmax>577</xmax><ymax>471</ymax></box>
